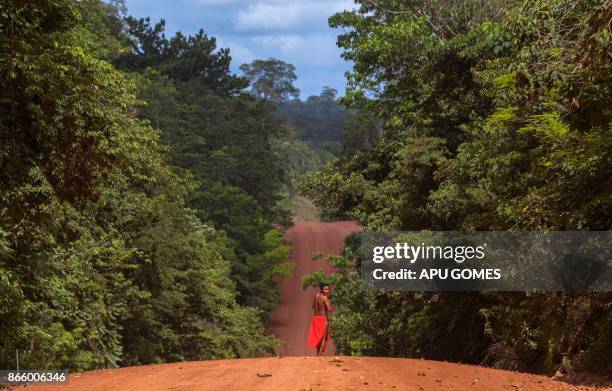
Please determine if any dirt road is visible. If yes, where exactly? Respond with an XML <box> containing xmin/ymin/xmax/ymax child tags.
<box><xmin>269</xmin><ymin>220</ymin><xmax>362</xmax><ymax>356</ymax></box>
<box><xmin>26</xmin><ymin>221</ymin><xmax>609</xmax><ymax>391</ymax></box>
<box><xmin>29</xmin><ymin>356</ymin><xmax>608</xmax><ymax>391</ymax></box>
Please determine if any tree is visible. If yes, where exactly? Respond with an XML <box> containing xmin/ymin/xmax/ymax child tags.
<box><xmin>116</xmin><ymin>17</ymin><xmax>246</xmax><ymax>93</ymax></box>
<box><xmin>319</xmin><ymin>86</ymin><xmax>337</xmax><ymax>101</ymax></box>
<box><xmin>240</xmin><ymin>58</ymin><xmax>300</xmax><ymax>103</ymax></box>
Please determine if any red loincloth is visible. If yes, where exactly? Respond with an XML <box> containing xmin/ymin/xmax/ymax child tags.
<box><xmin>307</xmin><ymin>315</ymin><xmax>329</xmax><ymax>352</ymax></box>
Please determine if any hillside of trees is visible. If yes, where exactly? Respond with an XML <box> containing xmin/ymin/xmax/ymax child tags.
<box><xmin>300</xmin><ymin>0</ymin><xmax>612</xmax><ymax>375</ymax></box>
<box><xmin>273</xmin><ymin>88</ymin><xmax>352</xmax><ymax>204</ymax></box>
<box><xmin>0</xmin><ymin>0</ymin><xmax>339</xmax><ymax>370</ymax></box>
<box><xmin>277</xmin><ymin>87</ymin><xmax>351</xmax><ymax>157</ymax></box>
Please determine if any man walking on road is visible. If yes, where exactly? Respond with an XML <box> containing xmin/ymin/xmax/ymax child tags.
<box><xmin>307</xmin><ymin>283</ymin><xmax>332</xmax><ymax>355</ymax></box>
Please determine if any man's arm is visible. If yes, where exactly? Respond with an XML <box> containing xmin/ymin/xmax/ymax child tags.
<box><xmin>323</xmin><ymin>296</ymin><xmax>332</xmax><ymax>315</ymax></box>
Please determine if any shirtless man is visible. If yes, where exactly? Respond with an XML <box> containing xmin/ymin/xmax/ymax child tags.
<box><xmin>307</xmin><ymin>283</ymin><xmax>332</xmax><ymax>356</ymax></box>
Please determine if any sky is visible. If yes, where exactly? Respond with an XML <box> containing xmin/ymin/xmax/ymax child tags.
<box><xmin>124</xmin><ymin>0</ymin><xmax>356</xmax><ymax>98</ymax></box>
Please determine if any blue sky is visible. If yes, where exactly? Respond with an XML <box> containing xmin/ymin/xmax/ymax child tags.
<box><xmin>124</xmin><ymin>0</ymin><xmax>356</xmax><ymax>98</ymax></box>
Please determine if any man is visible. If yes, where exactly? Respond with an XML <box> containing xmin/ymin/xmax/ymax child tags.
<box><xmin>307</xmin><ymin>283</ymin><xmax>332</xmax><ymax>356</ymax></box>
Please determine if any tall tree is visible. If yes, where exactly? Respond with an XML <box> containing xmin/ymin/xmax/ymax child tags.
<box><xmin>240</xmin><ymin>58</ymin><xmax>300</xmax><ymax>103</ymax></box>
<box><xmin>116</xmin><ymin>17</ymin><xmax>246</xmax><ymax>93</ymax></box>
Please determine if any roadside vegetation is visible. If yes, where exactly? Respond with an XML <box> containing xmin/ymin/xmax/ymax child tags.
<box><xmin>301</xmin><ymin>0</ymin><xmax>612</xmax><ymax>375</ymax></box>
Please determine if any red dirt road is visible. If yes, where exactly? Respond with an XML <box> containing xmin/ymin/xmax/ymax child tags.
<box><xmin>269</xmin><ymin>220</ymin><xmax>362</xmax><ymax>356</ymax></box>
<box><xmin>29</xmin><ymin>356</ymin><xmax>607</xmax><ymax>391</ymax></box>
<box><xmin>26</xmin><ymin>221</ymin><xmax>609</xmax><ymax>391</ymax></box>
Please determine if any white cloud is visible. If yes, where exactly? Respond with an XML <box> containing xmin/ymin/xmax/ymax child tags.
<box><xmin>235</xmin><ymin>1</ymin><xmax>353</xmax><ymax>32</ymax></box>
<box><xmin>252</xmin><ymin>35</ymin><xmax>303</xmax><ymax>51</ymax></box>
<box><xmin>193</xmin><ymin>0</ymin><xmax>244</xmax><ymax>4</ymax></box>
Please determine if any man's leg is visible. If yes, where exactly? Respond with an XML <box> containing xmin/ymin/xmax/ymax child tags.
<box><xmin>318</xmin><ymin>319</ymin><xmax>329</xmax><ymax>356</ymax></box>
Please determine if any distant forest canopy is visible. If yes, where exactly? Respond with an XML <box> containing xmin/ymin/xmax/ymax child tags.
<box><xmin>0</xmin><ymin>0</ymin><xmax>344</xmax><ymax>370</ymax></box>
<box><xmin>300</xmin><ymin>0</ymin><xmax>612</xmax><ymax>376</ymax></box>
<box><xmin>277</xmin><ymin>86</ymin><xmax>351</xmax><ymax>156</ymax></box>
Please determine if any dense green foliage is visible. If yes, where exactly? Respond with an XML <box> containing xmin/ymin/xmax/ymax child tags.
<box><xmin>0</xmin><ymin>0</ymin><xmax>295</xmax><ymax>370</ymax></box>
<box><xmin>301</xmin><ymin>0</ymin><xmax>612</xmax><ymax>374</ymax></box>
<box><xmin>114</xmin><ymin>13</ymin><xmax>295</xmax><ymax>315</ymax></box>
<box><xmin>277</xmin><ymin>87</ymin><xmax>351</xmax><ymax>157</ymax></box>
